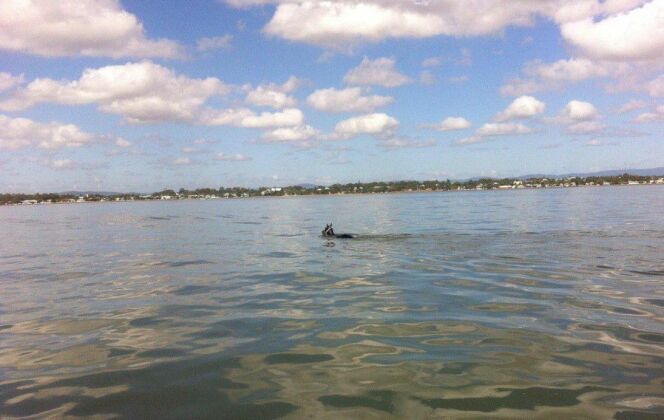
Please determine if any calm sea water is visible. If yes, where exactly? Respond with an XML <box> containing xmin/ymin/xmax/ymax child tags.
<box><xmin>1</xmin><ymin>186</ymin><xmax>663</xmax><ymax>419</ymax></box>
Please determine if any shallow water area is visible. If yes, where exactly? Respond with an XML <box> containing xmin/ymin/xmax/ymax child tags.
<box><xmin>1</xmin><ymin>186</ymin><xmax>663</xmax><ymax>418</ymax></box>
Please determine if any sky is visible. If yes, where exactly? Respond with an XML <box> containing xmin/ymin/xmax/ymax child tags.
<box><xmin>0</xmin><ymin>0</ymin><xmax>663</xmax><ymax>192</ymax></box>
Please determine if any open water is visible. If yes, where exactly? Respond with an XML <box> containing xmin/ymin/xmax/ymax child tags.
<box><xmin>1</xmin><ymin>186</ymin><xmax>663</xmax><ymax>419</ymax></box>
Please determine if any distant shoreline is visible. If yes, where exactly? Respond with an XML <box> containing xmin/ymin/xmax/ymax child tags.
<box><xmin>3</xmin><ymin>179</ymin><xmax>663</xmax><ymax>207</ymax></box>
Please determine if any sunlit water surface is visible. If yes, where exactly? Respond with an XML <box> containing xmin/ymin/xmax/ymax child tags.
<box><xmin>1</xmin><ymin>187</ymin><xmax>663</xmax><ymax>419</ymax></box>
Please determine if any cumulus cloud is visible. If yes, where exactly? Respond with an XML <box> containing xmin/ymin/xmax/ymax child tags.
<box><xmin>0</xmin><ymin>0</ymin><xmax>183</xmax><ymax>58</ymax></box>
<box><xmin>216</xmin><ymin>152</ymin><xmax>251</xmax><ymax>161</ymax></box>
<box><xmin>115</xmin><ymin>138</ymin><xmax>132</xmax><ymax>147</ymax></box>
<box><xmin>256</xmin><ymin>125</ymin><xmax>320</xmax><ymax>148</ymax></box>
<box><xmin>0</xmin><ymin>72</ymin><xmax>23</xmax><ymax>92</ymax></box>
<box><xmin>218</xmin><ymin>0</ymin><xmax>664</xmax><ymax>99</ymax></box>
<box><xmin>0</xmin><ymin>63</ymin><xmax>304</xmax><ymax>130</ymax></box>
<box><xmin>0</xmin><ymin>114</ymin><xmax>94</xmax><ymax>150</ymax></box>
<box><xmin>560</xmin><ymin>0</ymin><xmax>664</xmax><ymax>61</ymax></box>
<box><xmin>0</xmin><ymin>61</ymin><xmax>229</xmax><ymax>123</ymax></box>
<box><xmin>245</xmin><ymin>76</ymin><xmax>300</xmax><ymax>109</ymax></box>
<box><xmin>494</xmin><ymin>96</ymin><xmax>546</xmax><ymax>121</ymax></box>
<box><xmin>334</xmin><ymin>112</ymin><xmax>399</xmax><ymax>138</ymax></box>
<box><xmin>197</xmin><ymin>35</ymin><xmax>233</xmax><ymax>52</ymax></box>
<box><xmin>529</xmin><ymin>58</ymin><xmax>608</xmax><ymax>81</ymax></box>
<box><xmin>199</xmin><ymin>108</ymin><xmax>255</xmax><ymax>126</ymax></box>
<box><xmin>261</xmin><ymin>1</ymin><xmax>447</xmax><ymax>48</ymax></box>
<box><xmin>633</xmin><ymin>105</ymin><xmax>664</xmax><ymax>122</ymax></box>
<box><xmin>454</xmin><ymin>122</ymin><xmax>532</xmax><ymax>145</ymax></box>
<box><xmin>228</xmin><ymin>0</ymin><xmax>654</xmax><ymax>53</ymax></box>
<box><xmin>306</xmin><ymin>87</ymin><xmax>393</xmax><ymax>113</ymax></box>
<box><xmin>424</xmin><ymin>116</ymin><xmax>471</xmax><ymax>132</ymax></box>
<box><xmin>240</xmin><ymin>108</ymin><xmax>304</xmax><ymax>128</ymax></box>
<box><xmin>501</xmin><ymin>58</ymin><xmax>611</xmax><ymax>96</ymax></box>
<box><xmin>585</xmin><ymin>139</ymin><xmax>617</xmax><ymax>146</ymax></box>
<box><xmin>476</xmin><ymin>123</ymin><xmax>532</xmax><ymax>136</ymax></box>
<box><xmin>173</xmin><ymin>157</ymin><xmax>192</xmax><ymax>165</ymax></box>
<box><xmin>545</xmin><ymin>100</ymin><xmax>604</xmax><ymax>132</ymax></box>
<box><xmin>344</xmin><ymin>57</ymin><xmax>411</xmax><ymax>88</ymax></box>
<box><xmin>378</xmin><ymin>137</ymin><xmax>436</xmax><ymax>149</ymax></box>
<box><xmin>559</xmin><ymin>100</ymin><xmax>599</xmax><ymax>121</ymax></box>
<box><xmin>260</xmin><ymin>125</ymin><xmax>319</xmax><ymax>143</ymax></box>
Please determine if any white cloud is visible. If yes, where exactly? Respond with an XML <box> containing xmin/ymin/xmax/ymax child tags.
<box><xmin>306</xmin><ymin>87</ymin><xmax>392</xmax><ymax>113</ymax></box>
<box><xmin>200</xmin><ymin>107</ymin><xmax>304</xmax><ymax>128</ymax></box>
<box><xmin>454</xmin><ymin>122</ymin><xmax>531</xmax><ymax>145</ymax></box>
<box><xmin>616</xmin><ymin>99</ymin><xmax>647</xmax><ymax>113</ymax></box>
<box><xmin>227</xmin><ymin>0</ymin><xmax>658</xmax><ymax>62</ymax></box>
<box><xmin>560</xmin><ymin>100</ymin><xmax>599</xmax><ymax>121</ymax></box>
<box><xmin>501</xmin><ymin>58</ymin><xmax>611</xmax><ymax>96</ymax></box>
<box><xmin>197</xmin><ymin>35</ymin><xmax>233</xmax><ymax>52</ymax></box>
<box><xmin>567</xmin><ymin>121</ymin><xmax>606</xmax><ymax>134</ymax></box>
<box><xmin>240</xmin><ymin>108</ymin><xmax>304</xmax><ymax>128</ymax></box>
<box><xmin>476</xmin><ymin>123</ymin><xmax>532</xmax><ymax>136</ymax></box>
<box><xmin>262</xmin><ymin>1</ymin><xmax>447</xmax><ymax>48</ymax></box>
<box><xmin>455</xmin><ymin>135</ymin><xmax>483</xmax><ymax>145</ymax></box>
<box><xmin>216</xmin><ymin>152</ymin><xmax>251</xmax><ymax>161</ymax></box>
<box><xmin>0</xmin><ymin>0</ymin><xmax>183</xmax><ymax>58</ymax></box>
<box><xmin>334</xmin><ymin>112</ymin><xmax>399</xmax><ymax>137</ymax></box>
<box><xmin>633</xmin><ymin>105</ymin><xmax>664</xmax><ymax>122</ymax></box>
<box><xmin>200</xmin><ymin>108</ymin><xmax>255</xmax><ymax>126</ymax></box>
<box><xmin>245</xmin><ymin>76</ymin><xmax>299</xmax><ymax>109</ymax></box>
<box><xmin>585</xmin><ymin>139</ymin><xmax>617</xmax><ymax>146</ymax></box>
<box><xmin>425</xmin><ymin>117</ymin><xmax>471</xmax><ymax>132</ymax></box>
<box><xmin>495</xmin><ymin>95</ymin><xmax>546</xmax><ymax>121</ymax></box>
<box><xmin>526</xmin><ymin>58</ymin><xmax>609</xmax><ymax>82</ymax></box>
<box><xmin>173</xmin><ymin>157</ymin><xmax>192</xmax><ymax>165</ymax></box>
<box><xmin>260</xmin><ymin>125</ymin><xmax>319</xmax><ymax>143</ymax></box>
<box><xmin>378</xmin><ymin>137</ymin><xmax>436</xmax><ymax>149</ymax></box>
<box><xmin>648</xmin><ymin>75</ymin><xmax>664</xmax><ymax>97</ymax></box>
<box><xmin>0</xmin><ymin>114</ymin><xmax>94</xmax><ymax>150</ymax></box>
<box><xmin>0</xmin><ymin>61</ymin><xmax>229</xmax><ymax>123</ymax></box>
<box><xmin>0</xmin><ymin>72</ymin><xmax>23</xmax><ymax>92</ymax></box>
<box><xmin>115</xmin><ymin>138</ymin><xmax>131</xmax><ymax>147</ymax></box>
<box><xmin>560</xmin><ymin>0</ymin><xmax>664</xmax><ymax>61</ymax></box>
<box><xmin>344</xmin><ymin>57</ymin><xmax>411</xmax><ymax>88</ymax></box>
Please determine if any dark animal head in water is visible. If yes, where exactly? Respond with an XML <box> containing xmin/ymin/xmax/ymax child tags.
<box><xmin>322</xmin><ymin>223</ymin><xmax>335</xmax><ymax>236</ymax></box>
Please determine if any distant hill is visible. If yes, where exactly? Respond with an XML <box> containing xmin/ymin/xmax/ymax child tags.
<box><xmin>518</xmin><ymin>167</ymin><xmax>664</xmax><ymax>180</ymax></box>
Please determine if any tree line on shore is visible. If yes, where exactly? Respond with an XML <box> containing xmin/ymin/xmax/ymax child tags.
<box><xmin>2</xmin><ymin>173</ymin><xmax>663</xmax><ymax>205</ymax></box>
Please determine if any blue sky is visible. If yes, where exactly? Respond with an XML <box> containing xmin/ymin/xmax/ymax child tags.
<box><xmin>1</xmin><ymin>0</ymin><xmax>663</xmax><ymax>192</ymax></box>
